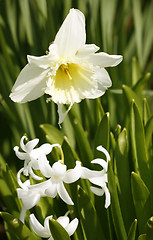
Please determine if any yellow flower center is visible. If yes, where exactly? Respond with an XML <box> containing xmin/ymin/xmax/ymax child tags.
<box><xmin>60</xmin><ymin>64</ymin><xmax>72</xmax><ymax>80</ymax></box>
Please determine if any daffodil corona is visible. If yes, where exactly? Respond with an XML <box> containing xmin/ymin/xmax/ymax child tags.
<box><xmin>10</xmin><ymin>8</ymin><xmax>123</xmax><ymax>124</ymax></box>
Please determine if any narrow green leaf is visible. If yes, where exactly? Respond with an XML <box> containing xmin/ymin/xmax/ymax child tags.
<box><xmin>145</xmin><ymin>115</ymin><xmax>153</xmax><ymax>149</ymax></box>
<box><xmin>131</xmin><ymin>172</ymin><xmax>151</xmax><ymax>233</ymax></box>
<box><xmin>146</xmin><ymin>216</ymin><xmax>153</xmax><ymax>240</ymax></box>
<box><xmin>0</xmin><ymin>159</ymin><xmax>20</xmax><ymax>217</ymax></box>
<box><xmin>62</xmin><ymin>137</ymin><xmax>79</xmax><ymax>169</ymax></box>
<box><xmin>69</xmin><ymin>113</ymin><xmax>93</xmax><ymax>168</ymax></box>
<box><xmin>130</xmin><ymin>100</ymin><xmax>150</xmax><ymax>187</ymax></box>
<box><xmin>115</xmin><ymin>128</ymin><xmax>135</xmax><ymax>231</ymax></box>
<box><xmin>6</xmin><ymin>165</ymin><xmax>22</xmax><ymax>212</ymax></box>
<box><xmin>19</xmin><ymin>0</ymin><xmax>34</xmax><ymax>45</ymax></box>
<box><xmin>108</xmin><ymin>161</ymin><xmax>127</xmax><ymax>240</ymax></box>
<box><xmin>132</xmin><ymin>0</ymin><xmax>143</xmax><ymax>68</ymax></box>
<box><xmin>133</xmin><ymin>73</ymin><xmax>151</xmax><ymax>95</ymax></box>
<box><xmin>143</xmin><ymin>98</ymin><xmax>151</xmax><ymax>126</ymax></box>
<box><xmin>94</xmin><ymin>112</ymin><xmax>110</xmax><ymax>157</ymax></box>
<box><xmin>138</xmin><ymin>234</ymin><xmax>147</xmax><ymax>240</ymax></box>
<box><xmin>132</xmin><ymin>57</ymin><xmax>141</xmax><ymax>86</ymax></box>
<box><xmin>49</xmin><ymin>218</ymin><xmax>71</xmax><ymax>240</ymax></box>
<box><xmin>77</xmin><ymin>185</ymin><xmax>105</xmax><ymax>240</ymax></box>
<box><xmin>127</xmin><ymin>219</ymin><xmax>137</xmax><ymax>240</ymax></box>
<box><xmin>0</xmin><ymin>212</ymin><xmax>41</xmax><ymax>240</ymax></box>
<box><xmin>122</xmin><ymin>85</ymin><xmax>143</xmax><ymax>117</ymax></box>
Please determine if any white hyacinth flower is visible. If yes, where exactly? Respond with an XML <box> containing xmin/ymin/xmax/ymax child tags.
<box><xmin>81</xmin><ymin>146</ymin><xmax>111</xmax><ymax>208</ymax></box>
<box><xmin>29</xmin><ymin>214</ymin><xmax>79</xmax><ymax>240</ymax></box>
<box><xmin>9</xmin><ymin>8</ymin><xmax>123</xmax><ymax>124</ymax></box>
<box><xmin>17</xmin><ymin>160</ymin><xmax>82</xmax><ymax>222</ymax></box>
<box><xmin>14</xmin><ymin>136</ymin><xmax>60</xmax><ymax>180</ymax></box>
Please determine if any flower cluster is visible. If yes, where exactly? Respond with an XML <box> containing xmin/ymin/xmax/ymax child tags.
<box><xmin>15</xmin><ymin>136</ymin><xmax>110</xmax><ymax>239</ymax></box>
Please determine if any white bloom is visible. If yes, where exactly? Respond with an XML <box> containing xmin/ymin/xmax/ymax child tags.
<box><xmin>81</xmin><ymin>146</ymin><xmax>111</xmax><ymax>208</ymax></box>
<box><xmin>17</xmin><ymin>160</ymin><xmax>82</xmax><ymax>222</ymax></box>
<box><xmin>29</xmin><ymin>213</ymin><xmax>79</xmax><ymax>240</ymax></box>
<box><xmin>14</xmin><ymin>136</ymin><xmax>60</xmax><ymax>180</ymax></box>
<box><xmin>9</xmin><ymin>8</ymin><xmax>123</xmax><ymax>124</ymax></box>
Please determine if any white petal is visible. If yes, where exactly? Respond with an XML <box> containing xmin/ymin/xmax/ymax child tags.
<box><xmin>81</xmin><ymin>167</ymin><xmax>101</xmax><ymax>179</ymax></box>
<box><xmin>103</xmin><ymin>185</ymin><xmax>111</xmax><ymax>208</ymax></box>
<box><xmin>28</xmin><ymin>162</ymin><xmax>43</xmax><ymax>180</ymax></box>
<box><xmin>29</xmin><ymin>214</ymin><xmax>51</xmax><ymax>238</ymax></box>
<box><xmin>57</xmin><ymin>216</ymin><xmax>69</xmax><ymax>228</ymax></box>
<box><xmin>88</xmin><ymin>52</ymin><xmax>123</xmax><ymax>67</ymax></box>
<box><xmin>45</xmin><ymin>183</ymin><xmax>57</xmax><ymax>198</ymax></box>
<box><xmin>14</xmin><ymin>146</ymin><xmax>28</xmax><ymax>160</ymax></box>
<box><xmin>64</xmin><ymin>161</ymin><xmax>82</xmax><ymax>184</ymax></box>
<box><xmin>54</xmin><ymin>9</ymin><xmax>86</xmax><ymax>57</ymax></box>
<box><xmin>90</xmin><ymin>186</ymin><xmax>104</xmax><ymax>196</ymax></box>
<box><xmin>20</xmin><ymin>136</ymin><xmax>27</xmax><ymax>152</ymax></box>
<box><xmin>29</xmin><ymin>178</ymin><xmax>51</xmax><ymax>194</ymax></box>
<box><xmin>44</xmin><ymin>215</ymin><xmax>53</xmax><ymax>231</ymax></box>
<box><xmin>27</xmin><ymin>52</ymin><xmax>57</xmax><ymax>69</ymax></box>
<box><xmin>91</xmin><ymin>158</ymin><xmax>108</xmax><ymax>172</ymax></box>
<box><xmin>9</xmin><ymin>64</ymin><xmax>48</xmax><ymax>103</ymax></box>
<box><xmin>17</xmin><ymin>168</ymin><xmax>28</xmax><ymax>189</ymax></box>
<box><xmin>20</xmin><ymin>191</ymin><xmax>40</xmax><ymax>209</ymax></box>
<box><xmin>48</xmin><ymin>236</ymin><xmax>54</xmax><ymax>240</ymax></box>
<box><xmin>57</xmin><ymin>182</ymin><xmax>74</xmax><ymax>205</ymax></box>
<box><xmin>39</xmin><ymin>143</ymin><xmax>61</xmax><ymax>155</ymax></box>
<box><xmin>38</xmin><ymin>155</ymin><xmax>52</xmax><ymax>178</ymax></box>
<box><xmin>57</xmin><ymin>103</ymin><xmax>72</xmax><ymax>125</ymax></box>
<box><xmin>52</xmin><ymin>161</ymin><xmax>67</xmax><ymax>177</ymax></box>
<box><xmin>96</xmin><ymin>145</ymin><xmax>111</xmax><ymax>162</ymax></box>
<box><xmin>95</xmin><ymin>68</ymin><xmax>112</xmax><ymax>89</ymax></box>
<box><xmin>89</xmin><ymin>175</ymin><xmax>108</xmax><ymax>187</ymax></box>
<box><xmin>26</xmin><ymin>138</ymin><xmax>39</xmax><ymax>152</ymax></box>
<box><xmin>20</xmin><ymin>207</ymin><xmax>27</xmax><ymax>223</ymax></box>
<box><xmin>65</xmin><ymin>218</ymin><xmax>79</xmax><ymax>236</ymax></box>
<box><xmin>91</xmin><ymin>184</ymin><xmax>111</xmax><ymax>208</ymax></box>
<box><xmin>76</xmin><ymin>44</ymin><xmax>99</xmax><ymax>58</ymax></box>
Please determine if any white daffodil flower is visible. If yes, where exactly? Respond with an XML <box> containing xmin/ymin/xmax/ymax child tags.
<box><xmin>81</xmin><ymin>146</ymin><xmax>111</xmax><ymax>208</ymax></box>
<box><xmin>29</xmin><ymin>213</ymin><xmax>79</xmax><ymax>240</ymax></box>
<box><xmin>17</xmin><ymin>160</ymin><xmax>82</xmax><ymax>222</ymax></box>
<box><xmin>9</xmin><ymin>8</ymin><xmax>123</xmax><ymax>124</ymax></box>
<box><xmin>14</xmin><ymin>136</ymin><xmax>60</xmax><ymax>180</ymax></box>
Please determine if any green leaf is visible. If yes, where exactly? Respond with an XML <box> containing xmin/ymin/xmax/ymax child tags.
<box><xmin>40</xmin><ymin>123</ymin><xmax>64</xmax><ymax>145</ymax></box>
<box><xmin>132</xmin><ymin>0</ymin><xmax>143</xmax><ymax>68</ymax></box>
<box><xmin>145</xmin><ymin>115</ymin><xmax>153</xmax><ymax>150</ymax></box>
<box><xmin>130</xmin><ymin>100</ymin><xmax>150</xmax><ymax>187</ymax></box>
<box><xmin>49</xmin><ymin>218</ymin><xmax>71</xmax><ymax>240</ymax></box>
<box><xmin>69</xmin><ymin>111</ymin><xmax>93</xmax><ymax>168</ymax></box>
<box><xmin>0</xmin><ymin>158</ymin><xmax>20</xmax><ymax>217</ymax></box>
<box><xmin>131</xmin><ymin>172</ymin><xmax>151</xmax><ymax>233</ymax></box>
<box><xmin>108</xmin><ymin>161</ymin><xmax>127</xmax><ymax>240</ymax></box>
<box><xmin>122</xmin><ymin>85</ymin><xmax>143</xmax><ymax>117</ymax></box>
<box><xmin>127</xmin><ymin>219</ymin><xmax>137</xmax><ymax>240</ymax></box>
<box><xmin>146</xmin><ymin>216</ymin><xmax>153</xmax><ymax>240</ymax></box>
<box><xmin>62</xmin><ymin>137</ymin><xmax>79</xmax><ymax>169</ymax></box>
<box><xmin>6</xmin><ymin>165</ymin><xmax>22</xmax><ymax>212</ymax></box>
<box><xmin>115</xmin><ymin>128</ymin><xmax>135</xmax><ymax>231</ymax></box>
<box><xmin>94</xmin><ymin>112</ymin><xmax>110</xmax><ymax>157</ymax></box>
<box><xmin>143</xmin><ymin>98</ymin><xmax>151</xmax><ymax>126</ymax></box>
<box><xmin>0</xmin><ymin>212</ymin><xmax>41</xmax><ymax>240</ymax></box>
<box><xmin>77</xmin><ymin>185</ymin><xmax>105</xmax><ymax>240</ymax></box>
<box><xmin>131</xmin><ymin>57</ymin><xmax>141</xmax><ymax>86</ymax></box>
<box><xmin>133</xmin><ymin>73</ymin><xmax>151</xmax><ymax>95</ymax></box>
<box><xmin>138</xmin><ymin>234</ymin><xmax>147</xmax><ymax>240</ymax></box>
